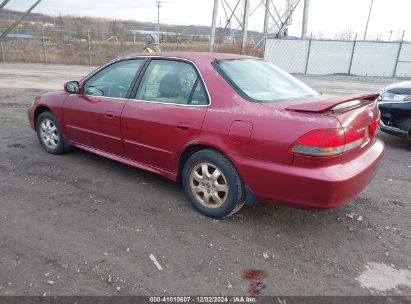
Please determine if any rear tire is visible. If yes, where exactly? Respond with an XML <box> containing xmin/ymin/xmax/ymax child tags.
<box><xmin>182</xmin><ymin>149</ymin><xmax>244</xmax><ymax>218</ymax></box>
<box><xmin>36</xmin><ymin>111</ymin><xmax>69</xmax><ymax>154</ymax></box>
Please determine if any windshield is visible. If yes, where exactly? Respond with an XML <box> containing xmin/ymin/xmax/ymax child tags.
<box><xmin>214</xmin><ymin>59</ymin><xmax>319</xmax><ymax>102</ymax></box>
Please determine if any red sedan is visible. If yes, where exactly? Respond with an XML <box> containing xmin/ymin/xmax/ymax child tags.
<box><xmin>28</xmin><ymin>52</ymin><xmax>384</xmax><ymax>218</ymax></box>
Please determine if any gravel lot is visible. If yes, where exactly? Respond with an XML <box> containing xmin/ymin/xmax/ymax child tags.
<box><xmin>0</xmin><ymin>63</ymin><xmax>410</xmax><ymax>296</ymax></box>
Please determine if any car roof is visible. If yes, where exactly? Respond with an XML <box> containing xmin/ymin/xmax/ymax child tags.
<box><xmin>119</xmin><ymin>51</ymin><xmax>256</xmax><ymax>63</ymax></box>
<box><xmin>80</xmin><ymin>52</ymin><xmax>257</xmax><ymax>84</ymax></box>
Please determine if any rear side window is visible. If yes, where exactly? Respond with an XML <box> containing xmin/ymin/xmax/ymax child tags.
<box><xmin>135</xmin><ymin>59</ymin><xmax>209</xmax><ymax>105</ymax></box>
<box><xmin>191</xmin><ymin>81</ymin><xmax>208</xmax><ymax>105</ymax></box>
<box><xmin>84</xmin><ymin>59</ymin><xmax>144</xmax><ymax>98</ymax></box>
<box><xmin>213</xmin><ymin>59</ymin><xmax>318</xmax><ymax>102</ymax></box>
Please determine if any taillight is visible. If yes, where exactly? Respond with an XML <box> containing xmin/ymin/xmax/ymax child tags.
<box><xmin>290</xmin><ymin>128</ymin><xmax>367</xmax><ymax>156</ymax></box>
<box><xmin>369</xmin><ymin>119</ymin><xmax>379</xmax><ymax>137</ymax></box>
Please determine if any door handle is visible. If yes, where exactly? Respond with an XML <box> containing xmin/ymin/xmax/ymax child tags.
<box><xmin>104</xmin><ymin>112</ymin><xmax>115</xmax><ymax>118</ymax></box>
<box><xmin>176</xmin><ymin>122</ymin><xmax>190</xmax><ymax>131</ymax></box>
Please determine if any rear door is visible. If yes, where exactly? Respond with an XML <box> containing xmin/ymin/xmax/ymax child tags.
<box><xmin>121</xmin><ymin>58</ymin><xmax>209</xmax><ymax>173</ymax></box>
<box><xmin>63</xmin><ymin>59</ymin><xmax>145</xmax><ymax>155</ymax></box>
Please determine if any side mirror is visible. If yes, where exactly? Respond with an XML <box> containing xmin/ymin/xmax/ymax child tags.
<box><xmin>64</xmin><ymin>81</ymin><xmax>80</xmax><ymax>93</ymax></box>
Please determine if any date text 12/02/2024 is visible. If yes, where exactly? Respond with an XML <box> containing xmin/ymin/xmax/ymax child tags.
<box><xmin>149</xmin><ymin>297</ymin><xmax>257</xmax><ymax>303</ymax></box>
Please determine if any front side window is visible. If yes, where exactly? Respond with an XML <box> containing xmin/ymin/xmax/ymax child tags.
<box><xmin>84</xmin><ymin>59</ymin><xmax>144</xmax><ymax>98</ymax></box>
<box><xmin>135</xmin><ymin>59</ymin><xmax>208</xmax><ymax>105</ymax></box>
<box><xmin>214</xmin><ymin>59</ymin><xmax>318</xmax><ymax>102</ymax></box>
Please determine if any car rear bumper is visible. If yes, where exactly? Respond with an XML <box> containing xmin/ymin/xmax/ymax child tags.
<box><xmin>231</xmin><ymin>139</ymin><xmax>384</xmax><ymax>209</ymax></box>
<box><xmin>378</xmin><ymin>101</ymin><xmax>411</xmax><ymax>138</ymax></box>
<box><xmin>379</xmin><ymin>120</ymin><xmax>408</xmax><ymax>138</ymax></box>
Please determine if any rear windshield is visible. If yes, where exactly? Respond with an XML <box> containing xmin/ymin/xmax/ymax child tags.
<box><xmin>213</xmin><ymin>59</ymin><xmax>318</xmax><ymax>102</ymax></box>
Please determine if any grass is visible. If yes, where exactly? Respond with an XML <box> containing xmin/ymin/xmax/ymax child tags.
<box><xmin>0</xmin><ymin>38</ymin><xmax>263</xmax><ymax>66</ymax></box>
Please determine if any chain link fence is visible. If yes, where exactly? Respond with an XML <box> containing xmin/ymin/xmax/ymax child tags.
<box><xmin>0</xmin><ymin>28</ymin><xmax>266</xmax><ymax>66</ymax></box>
<box><xmin>6</xmin><ymin>28</ymin><xmax>408</xmax><ymax>78</ymax></box>
<box><xmin>264</xmin><ymin>38</ymin><xmax>411</xmax><ymax>78</ymax></box>
<box><xmin>0</xmin><ymin>28</ymin><xmax>214</xmax><ymax>66</ymax></box>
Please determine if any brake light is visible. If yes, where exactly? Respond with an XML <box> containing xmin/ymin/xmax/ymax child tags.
<box><xmin>369</xmin><ymin>119</ymin><xmax>379</xmax><ymax>137</ymax></box>
<box><xmin>290</xmin><ymin>128</ymin><xmax>367</xmax><ymax>156</ymax></box>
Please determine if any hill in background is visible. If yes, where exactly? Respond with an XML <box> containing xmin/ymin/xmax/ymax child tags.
<box><xmin>0</xmin><ymin>8</ymin><xmax>262</xmax><ymax>38</ymax></box>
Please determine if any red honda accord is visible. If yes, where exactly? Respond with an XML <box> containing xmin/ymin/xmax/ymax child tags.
<box><xmin>28</xmin><ymin>52</ymin><xmax>384</xmax><ymax>218</ymax></box>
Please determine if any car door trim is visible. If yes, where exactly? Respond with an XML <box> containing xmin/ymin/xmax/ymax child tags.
<box><xmin>65</xmin><ymin>124</ymin><xmax>122</xmax><ymax>141</ymax></box>
<box><xmin>123</xmin><ymin>139</ymin><xmax>174</xmax><ymax>156</ymax></box>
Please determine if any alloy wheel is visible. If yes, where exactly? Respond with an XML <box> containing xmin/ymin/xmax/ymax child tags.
<box><xmin>39</xmin><ymin>118</ymin><xmax>59</xmax><ymax>149</ymax></box>
<box><xmin>189</xmin><ymin>162</ymin><xmax>229</xmax><ymax>208</ymax></box>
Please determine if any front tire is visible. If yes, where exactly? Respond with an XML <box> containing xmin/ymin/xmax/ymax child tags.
<box><xmin>182</xmin><ymin>149</ymin><xmax>244</xmax><ymax>218</ymax></box>
<box><xmin>36</xmin><ymin>111</ymin><xmax>69</xmax><ymax>154</ymax></box>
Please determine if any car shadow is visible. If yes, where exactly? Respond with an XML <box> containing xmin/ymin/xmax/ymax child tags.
<box><xmin>66</xmin><ymin>148</ymin><xmax>178</xmax><ymax>188</ymax></box>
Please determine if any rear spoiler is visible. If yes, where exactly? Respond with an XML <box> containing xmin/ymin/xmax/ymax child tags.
<box><xmin>285</xmin><ymin>93</ymin><xmax>379</xmax><ymax>113</ymax></box>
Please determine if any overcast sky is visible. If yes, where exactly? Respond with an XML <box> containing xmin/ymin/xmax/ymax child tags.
<box><xmin>4</xmin><ymin>0</ymin><xmax>411</xmax><ymax>40</ymax></box>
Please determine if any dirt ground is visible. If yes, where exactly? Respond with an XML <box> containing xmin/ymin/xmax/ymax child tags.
<box><xmin>0</xmin><ymin>63</ymin><xmax>410</xmax><ymax>297</ymax></box>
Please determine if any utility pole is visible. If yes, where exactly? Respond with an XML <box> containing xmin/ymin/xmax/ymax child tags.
<box><xmin>42</xmin><ymin>23</ymin><xmax>48</xmax><ymax>64</ymax></box>
<box><xmin>0</xmin><ymin>0</ymin><xmax>11</xmax><ymax>10</ymax></box>
<box><xmin>262</xmin><ymin>0</ymin><xmax>270</xmax><ymax>51</ymax></box>
<box><xmin>363</xmin><ymin>0</ymin><xmax>374</xmax><ymax>40</ymax></box>
<box><xmin>59</xmin><ymin>13</ymin><xmax>64</xmax><ymax>41</ymax></box>
<box><xmin>209</xmin><ymin>0</ymin><xmax>219</xmax><ymax>52</ymax></box>
<box><xmin>0</xmin><ymin>0</ymin><xmax>43</xmax><ymax>43</ymax></box>
<box><xmin>241</xmin><ymin>0</ymin><xmax>250</xmax><ymax>54</ymax></box>
<box><xmin>156</xmin><ymin>1</ymin><xmax>161</xmax><ymax>39</ymax></box>
<box><xmin>301</xmin><ymin>0</ymin><xmax>309</xmax><ymax>39</ymax></box>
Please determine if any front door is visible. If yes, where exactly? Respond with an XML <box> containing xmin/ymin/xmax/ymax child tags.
<box><xmin>121</xmin><ymin>59</ymin><xmax>209</xmax><ymax>173</ymax></box>
<box><xmin>63</xmin><ymin>59</ymin><xmax>145</xmax><ymax>155</ymax></box>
